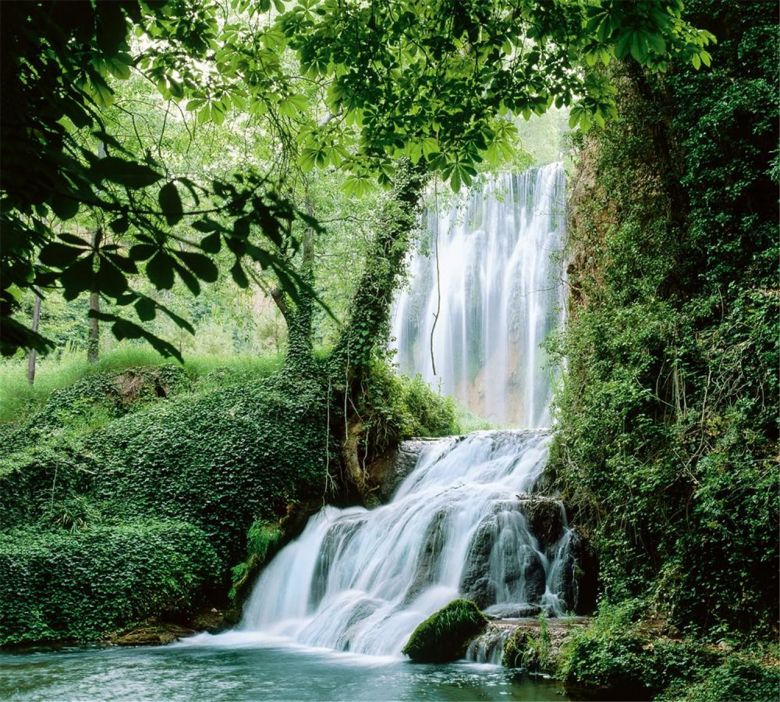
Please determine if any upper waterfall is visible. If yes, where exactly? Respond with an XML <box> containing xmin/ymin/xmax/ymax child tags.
<box><xmin>391</xmin><ymin>163</ymin><xmax>566</xmax><ymax>427</ymax></box>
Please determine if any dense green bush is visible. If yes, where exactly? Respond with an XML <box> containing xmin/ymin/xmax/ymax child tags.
<box><xmin>558</xmin><ymin>603</ymin><xmax>718</xmax><ymax>700</ymax></box>
<box><xmin>229</xmin><ymin>520</ymin><xmax>283</xmax><ymax>600</ymax></box>
<box><xmin>402</xmin><ymin>599</ymin><xmax>487</xmax><ymax>662</ymax></box>
<box><xmin>0</xmin><ymin>520</ymin><xmax>219</xmax><ymax>645</ymax></box>
<box><xmin>657</xmin><ymin>656</ymin><xmax>780</xmax><ymax>702</ymax></box>
<box><xmin>358</xmin><ymin>359</ymin><xmax>460</xmax><ymax>460</ymax></box>
<box><xmin>552</xmin><ymin>0</ymin><xmax>778</xmax><ymax>638</ymax></box>
<box><xmin>2</xmin><ymin>365</ymin><xmax>191</xmax><ymax>454</ymax></box>
<box><xmin>0</xmin><ymin>354</ymin><xmax>457</xmax><ymax>645</ymax></box>
<box><xmin>1</xmin><ymin>372</ymin><xmax>328</xmax><ymax>572</ymax></box>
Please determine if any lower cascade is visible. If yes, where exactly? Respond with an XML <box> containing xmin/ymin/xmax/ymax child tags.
<box><xmin>239</xmin><ymin>430</ymin><xmax>582</xmax><ymax>657</ymax></box>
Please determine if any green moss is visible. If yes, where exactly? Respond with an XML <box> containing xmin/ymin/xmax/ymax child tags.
<box><xmin>402</xmin><ymin>599</ymin><xmax>487</xmax><ymax>663</ymax></box>
<box><xmin>557</xmin><ymin>604</ymin><xmax>719</xmax><ymax>699</ymax></box>
<box><xmin>229</xmin><ymin>521</ymin><xmax>283</xmax><ymax>600</ymax></box>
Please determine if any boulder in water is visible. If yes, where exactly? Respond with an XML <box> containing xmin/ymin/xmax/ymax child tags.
<box><xmin>402</xmin><ymin>599</ymin><xmax>488</xmax><ymax>662</ymax></box>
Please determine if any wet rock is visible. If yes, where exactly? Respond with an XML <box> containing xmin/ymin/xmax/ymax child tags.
<box><xmin>109</xmin><ymin>622</ymin><xmax>194</xmax><ymax>646</ymax></box>
<box><xmin>309</xmin><ymin>517</ymin><xmax>363</xmax><ymax>609</ymax></box>
<box><xmin>367</xmin><ymin>439</ymin><xmax>435</xmax><ymax>503</ymax></box>
<box><xmin>484</xmin><ymin>603</ymin><xmax>542</xmax><ymax>619</ymax></box>
<box><xmin>405</xmin><ymin>510</ymin><xmax>449</xmax><ymax>601</ymax></box>
<box><xmin>517</xmin><ymin>496</ymin><xmax>566</xmax><ymax>551</ymax></box>
<box><xmin>402</xmin><ymin>599</ymin><xmax>488</xmax><ymax>662</ymax></box>
<box><xmin>557</xmin><ymin>526</ymin><xmax>598</xmax><ymax>614</ymax></box>
<box><xmin>519</xmin><ymin>547</ymin><xmax>547</xmax><ymax>603</ymax></box>
<box><xmin>460</xmin><ymin>518</ymin><xmax>498</xmax><ymax>608</ymax></box>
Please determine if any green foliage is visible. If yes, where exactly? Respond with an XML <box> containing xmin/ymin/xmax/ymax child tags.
<box><xmin>551</xmin><ymin>0</ymin><xmax>778</xmax><ymax>638</ymax></box>
<box><xmin>656</xmin><ymin>656</ymin><xmax>780</xmax><ymax>702</ymax></box>
<box><xmin>402</xmin><ymin>599</ymin><xmax>488</xmax><ymax>663</ymax></box>
<box><xmin>1</xmin><ymin>0</ymin><xmax>311</xmax><ymax>359</ymax></box>
<box><xmin>229</xmin><ymin>521</ymin><xmax>283</xmax><ymax>600</ymax></box>
<box><xmin>558</xmin><ymin>603</ymin><xmax>717</xmax><ymax>698</ymax></box>
<box><xmin>0</xmin><ymin>520</ymin><xmax>219</xmax><ymax>646</ymax></box>
<box><xmin>281</xmin><ymin>0</ymin><xmax>713</xmax><ymax>189</ymax></box>
<box><xmin>503</xmin><ymin>614</ymin><xmax>554</xmax><ymax>674</ymax></box>
<box><xmin>358</xmin><ymin>359</ymin><xmax>459</xmax><ymax>461</ymax></box>
<box><xmin>0</xmin><ymin>347</ymin><xmax>283</xmax><ymax>425</ymax></box>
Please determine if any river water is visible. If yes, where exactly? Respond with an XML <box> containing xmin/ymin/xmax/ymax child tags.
<box><xmin>0</xmin><ymin>641</ymin><xmax>569</xmax><ymax>701</ymax></box>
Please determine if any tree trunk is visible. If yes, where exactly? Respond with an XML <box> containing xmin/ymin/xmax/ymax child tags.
<box><xmin>330</xmin><ymin>160</ymin><xmax>427</xmax><ymax>495</ymax></box>
<box><xmin>26</xmin><ymin>294</ymin><xmax>41</xmax><ymax>385</ymax></box>
<box><xmin>271</xmin><ymin>193</ymin><xmax>316</xmax><ymax>371</ymax></box>
<box><xmin>87</xmin><ymin>228</ymin><xmax>101</xmax><ymax>363</ymax></box>
<box><xmin>87</xmin><ymin>290</ymin><xmax>100</xmax><ymax>363</ymax></box>
<box><xmin>331</xmin><ymin>160</ymin><xmax>427</xmax><ymax>378</ymax></box>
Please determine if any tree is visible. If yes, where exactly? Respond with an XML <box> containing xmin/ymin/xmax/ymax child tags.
<box><xmin>0</xmin><ymin>0</ymin><xmax>714</xmax><ymax>359</ymax></box>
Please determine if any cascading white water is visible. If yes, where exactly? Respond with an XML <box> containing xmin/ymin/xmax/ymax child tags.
<box><xmin>236</xmin><ymin>163</ymin><xmax>571</xmax><ymax>659</ymax></box>
<box><xmin>240</xmin><ymin>431</ymin><xmax>572</xmax><ymax>656</ymax></box>
<box><xmin>391</xmin><ymin>163</ymin><xmax>566</xmax><ymax>427</ymax></box>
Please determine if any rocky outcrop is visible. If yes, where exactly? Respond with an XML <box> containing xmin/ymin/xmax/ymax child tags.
<box><xmin>558</xmin><ymin>526</ymin><xmax>599</xmax><ymax>615</ymax></box>
<box><xmin>367</xmin><ymin>438</ymin><xmax>440</xmax><ymax>503</ymax></box>
<box><xmin>402</xmin><ymin>599</ymin><xmax>488</xmax><ymax>662</ymax></box>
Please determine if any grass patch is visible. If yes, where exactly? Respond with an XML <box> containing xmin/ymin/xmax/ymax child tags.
<box><xmin>0</xmin><ymin>345</ymin><xmax>284</xmax><ymax>425</ymax></box>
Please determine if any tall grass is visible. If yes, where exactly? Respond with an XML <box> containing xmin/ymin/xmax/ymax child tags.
<box><xmin>0</xmin><ymin>344</ymin><xmax>284</xmax><ymax>424</ymax></box>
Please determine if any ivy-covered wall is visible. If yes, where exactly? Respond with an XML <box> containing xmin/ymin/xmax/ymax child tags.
<box><xmin>552</xmin><ymin>0</ymin><xmax>778</xmax><ymax>639</ymax></box>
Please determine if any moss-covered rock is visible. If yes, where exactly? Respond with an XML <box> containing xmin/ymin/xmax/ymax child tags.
<box><xmin>402</xmin><ymin>599</ymin><xmax>488</xmax><ymax>662</ymax></box>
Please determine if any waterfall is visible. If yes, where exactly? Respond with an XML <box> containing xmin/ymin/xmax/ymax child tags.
<box><xmin>237</xmin><ymin>163</ymin><xmax>573</xmax><ymax>659</ymax></box>
<box><xmin>391</xmin><ymin>163</ymin><xmax>566</xmax><ymax>427</ymax></box>
<box><xmin>239</xmin><ymin>431</ymin><xmax>574</xmax><ymax>656</ymax></box>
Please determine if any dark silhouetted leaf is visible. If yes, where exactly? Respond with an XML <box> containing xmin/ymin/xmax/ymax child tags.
<box><xmin>159</xmin><ymin>181</ymin><xmax>183</xmax><ymax>225</ymax></box>
<box><xmin>147</xmin><ymin>251</ymin><xmax>175</xmax><ymax>290</ymax></box>
<box><xmin>92</xmin><ymin>157</ymin><xmax>162</xmax><ymax>188</ymax></box>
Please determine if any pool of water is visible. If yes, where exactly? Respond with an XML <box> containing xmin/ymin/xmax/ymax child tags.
<box><xmin>0</xmin><ymin>634</ymin><xmax>570</xmax><ymax>702</ymax></box>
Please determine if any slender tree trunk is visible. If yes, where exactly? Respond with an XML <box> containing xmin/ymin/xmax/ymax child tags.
<box><xmin>271</xmin><ymin>193</ymin><xmax>316</xmax><ymax>370</ymax></box>
<box><xmin>87</xmin><ymin>228</ymin><xmax>100</xmax><ymax>363</ymax></box>
<box><xmin>26</xmin><ymin>294</ymin><xmax>41</xmax><ymax>385</ymax></box>
<box><xmin>87</xmin><ymin>291</ymin><xmax>100</xmax><ymax>363</ymax></box>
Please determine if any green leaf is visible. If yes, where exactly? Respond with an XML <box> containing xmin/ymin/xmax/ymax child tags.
<box><xmin>61</xmin><ymin>256</ymin><xmax>95</xmax><ymax>301</ymax></box>
<box><xmin>159</xmin><ymin>182</ymin><xmax>183</xmax><ymax>225</ymax></box>
<box><xmin>147</xmin><ymin>251</ymin><xmax>175</xmax><ymax>290</ymax></box>
<box><xmin>110</xmin><ymin>215</ymin><xmax>129</xmax><ymax>234</ymax></box>
<box><xmin>96</xmin><ymin>2</ymin><xmax>128</xmax><ymax>56</ymax></box>
<box><xmin>201</xmin><ymin>232</ymin><xmax>222</xmax><ymax>254</ymax></box>
<box><xmin>231</xmin><ymin>261</ymin><xmax>249</xmax><ymax>288</ymax></box>
<box><xmin>39</xmin><ymin>242</ymin><xmax>85</xmax><ymax>268</ymax></box>
<box><xmin>92</xmin><ymin>157</ymin><xmax>163</xmax><ymax>188</ymax></box>
<box><xmin>173</xmin><ymin>250</ymin><xmax>219</xmax><ymax>282</ymax></box>
<box><xmin>96</xmin><ymin>258</ymin><xmax>128</xmax><ymax>297</ymax></box>
<box><xmin>134</xmin><ymin>297</ymin><xmax>156</xmax><ymax>322</ymax></box>
<box><xmin>129</xmin><ymin>243</ymin><xmax>157</xmax><ymax>261</ymax></box>
<box><xmin>51</xmin><ymin>193</ymin><xmax>79</xmax><ymax>220</ymax></box>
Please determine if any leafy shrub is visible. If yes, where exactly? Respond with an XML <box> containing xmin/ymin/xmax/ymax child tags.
<box><xmin>359</xmin><ymin>359</ymin><xmax>459</xmax><ymax>461</ymax></box>
<box><xmin>551</xmin><ymin>0</ymin><xmax>779</xmax><ymax>638</ymax></box>
<box><xmin>657</xmin><ymin>656</ymin><xmax>780</xmax><ymax>702</ymax></box>
<box><xmin>503</xmin><ymin>613</ymin><xmax>554</xmax><ymax>673</ymax></box>
<box><xmin>558</xmin><ymin>603</ymin><xmax>718</xmax><ymax>699</ymax></box>
<box><xmin>0</xmin><ymin>520</ymin><xmax>219</xmax><ymax>645</ymax></box>
<box><xmin>402</xmin><ymin>599</ymin><xmax>488</xmax><ymax>662</ymax></box>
